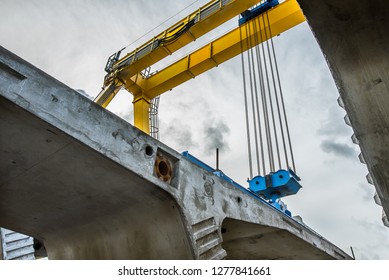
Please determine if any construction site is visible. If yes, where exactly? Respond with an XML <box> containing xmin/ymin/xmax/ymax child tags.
<box><xmin>1</xmin><ymin>0</ymin><xmax>389</xmax><ymax>260</ymax></box>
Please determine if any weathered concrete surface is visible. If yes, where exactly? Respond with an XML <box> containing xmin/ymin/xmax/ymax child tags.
<box><xmin>0</xmin><ymin>46</ymin><xmax>350</xmax><ymax>259</ymax></box>
<box><xmin>298</xmin><ymin>0</ymin><xmax>389</xmax><ymax>226</ymax></box>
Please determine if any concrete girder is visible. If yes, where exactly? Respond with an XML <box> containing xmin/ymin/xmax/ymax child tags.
<box><xmin>0</xmin><ymin>46</ymin><xmax>350</xmax><ymax>259</ymax></box>
<box><xmin>297</xmin><ymin>0</ymin><xmax>389</xmax><ymax>227</ymax></box>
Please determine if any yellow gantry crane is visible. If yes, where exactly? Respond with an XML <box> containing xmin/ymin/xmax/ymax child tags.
<box><xmin>94</xmin><ymin>0</ymin><xmax>305</xmax><ymax>134</ymax></box>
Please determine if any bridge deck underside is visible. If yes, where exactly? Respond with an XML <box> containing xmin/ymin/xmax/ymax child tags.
<box><xmin>298</xmin><ymin>0</ymin><xmax>389</xmax><ymax>223</ymax></box>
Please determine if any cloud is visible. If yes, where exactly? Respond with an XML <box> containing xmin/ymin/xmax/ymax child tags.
<box><xmin>75</xmin><ymin>89</ymin><xmax>93</xmax><ymax>100</ymax></box>
<box><xmin>160</xmin><ymin>119</ymin><xmax>197</xmax><ymax>151</ymax></box>
<box><xmin>203</xmin><ymin>119</ymin><xmax>230</xmax><ymax>153</ymax></box>
<box><xmin>350</xmin><ymin>217</ymin><xmax>389</xmax><ymax>259</ymax></box>
<box><xmin>117</xmin><ymin>110</ymin><xmax>133</xmax><ymax>124</ymax></box>
<box><xmin>320</xmin><ymin>140</ymin><xmax>356</xmax><ymax>158</ymax></box>
<box><xmin>317</xmin><ymin>105</ymin><xmax>352</xmax><ymax>137</ymax></box>
<box><xmin>317</xmin><ymin>116</ymin><xmax>351</xmax><ymax>137</ymax></box>
<box><xmin>358</xmin><ymin>183</ymin><xmax>374</xmax><ymax>202</ymax></box>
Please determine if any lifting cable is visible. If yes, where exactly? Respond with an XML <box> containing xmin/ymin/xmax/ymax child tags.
<box><xmin>265</xmin><ymin>11</ymin><xmax>296</xmax><ymax>172</ymax></box>
<box><xmin>240</xmin><ymin>9</ymin><xmax>296</xmax><ymax>179</ymax></box>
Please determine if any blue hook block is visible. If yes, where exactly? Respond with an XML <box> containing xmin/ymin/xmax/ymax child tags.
<box><xmin>248</xmin><ymin>169</ymin><xmax>302</xmax><ymax>201</ymax></box>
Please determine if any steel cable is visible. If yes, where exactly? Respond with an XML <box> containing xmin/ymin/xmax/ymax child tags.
<box><xmin>265</xmin><ymin>12</ymin><xmax>296</xmax><ymax>172</ymax></box>
<box><xmin>252</xmin><ymin>18</ymin><xmax>268</xmax><ymax>175</ymax></box>
<box><xmin>247</xmin><ymin>23</ymin><xmax>262</xmax><ymax>175</ymax></box>
<box><xmin>240</xmin><ymin>25</ymin><xmax>254</xmax><ymax>179</ymax></box>
<box><xmin>240</xmin><ymin>9</ymin><xmax>297</xmax><ymax>178</ymax></box>
<box><xmin>260</xmin><ymin>14</ymin><xmax>282</xmax><ymax>170</ymax></box>
<box><xmin>257</xmin><ymin>16</ymin><xmax>275</xmax><ymax>172</ymax></box>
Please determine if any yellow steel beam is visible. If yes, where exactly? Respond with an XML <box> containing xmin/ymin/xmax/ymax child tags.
<box><xmin>99</xmin><ymin>0</ymin><xmax>267</xmax><ymax>134</ymax></box>
<box><xmin>94</xmin><ymin>80</ymin><xmax>123</xmax><ymax>108</ymax></box>
<box><xmin>96</xmin><ymin>0</ymin><xmax>305</xmax><ymax>134</ymax></box>
<box><xmin>136</xmin><ymin>0</ymin><xmax>305</xmax><ymax>99</ymax></box>
<box><xmin>106</xmin><ymin>0</ymin><xmax>264</xmax><ymax>85</ymax></box>
<box><xmin>95</xmin><ymin>77</ymin><xmax>151</xmax><ymax>133</ymax></box>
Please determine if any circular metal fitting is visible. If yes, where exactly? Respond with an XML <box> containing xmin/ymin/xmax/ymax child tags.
<box><xmin>154</xmin><ymin>154</ymin><xmax>173</xmax><ymax>184</ymax></box>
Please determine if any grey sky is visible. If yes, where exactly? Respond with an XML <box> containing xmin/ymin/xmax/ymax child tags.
<box><xmin>321</xmin><ymin>139</ymin><xmax>357</xmax><ymax>158</ymax></box>
<box><xmin>1</xmin><ymin>0</ymin><xmax>388</xmax><ymax>259</ymax></box>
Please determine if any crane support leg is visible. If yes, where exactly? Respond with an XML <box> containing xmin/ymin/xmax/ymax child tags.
<box><xmin>133</xmin><ymin>96</ymin><xmax>151</xmax><ymax>134</ymax></box>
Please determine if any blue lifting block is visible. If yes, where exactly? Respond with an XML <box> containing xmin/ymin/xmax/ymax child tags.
<box><xmin>248</xmin><ymin>169</ymin><xmax>302</xmax><ymax>202</ymax></box>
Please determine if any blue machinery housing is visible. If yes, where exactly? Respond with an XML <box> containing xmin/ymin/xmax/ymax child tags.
<box><xmin>182</xmin><ymin>151</ymin><xmax>302</xmax><ymax>217</ymax></box>
<box><xmin>248</xmin><ymin>169</ymin><xmax>301</xmax><ymax>202</ymax></box>
<box><xmin>248</xmin><ymin>169</ymin><xmax>301</xmax><ymax>214</ymax></box>
<box><xmin>239</xmin><ymin>0</ymin><xmax>279</xmax><ymax>25</ymax></box>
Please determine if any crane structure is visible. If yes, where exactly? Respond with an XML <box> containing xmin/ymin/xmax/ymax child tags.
<box><xmin>94</xmin><ymin>0</ymin><xmax>307</xmax><ymax>211</ymax></box>
<box><xmin>94</xmin><ymin>0</ymin><xmax>305</xmax><ymax>134</ymax></box>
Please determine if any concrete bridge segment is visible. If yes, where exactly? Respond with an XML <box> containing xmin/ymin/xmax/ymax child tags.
<box><xmin>0</xmin><ymin>46</ymin><xmax>350</xmax><ymax>259</ymax></box>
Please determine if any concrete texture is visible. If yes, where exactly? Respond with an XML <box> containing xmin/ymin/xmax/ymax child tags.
<box><xmin>298</xmin><ymin>0</ymin><xmax>389</xmax><ymax>226</ymax></box>
<box><xmin>0</xmin><ymin>46</ymin><xmax>350</xmax><ymax>259</ymax></box>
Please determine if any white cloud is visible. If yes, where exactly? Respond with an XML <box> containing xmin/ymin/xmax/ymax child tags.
<box><xmin>320</xmin><ymin>139</ymin><xmax>357</xmax><ymax>158</ymax></box>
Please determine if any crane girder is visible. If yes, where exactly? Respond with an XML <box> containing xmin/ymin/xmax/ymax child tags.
<box><xmin>105</xmin><ymin>0</ymin><xmax>265</xmax><ymax>84</ymax></box>
<box><xmin>134</xmin><ymin>0</ymin><xmax>305</xmax><ymax>99</ymax></box>
<box><xmin>95</xmin><ymin>0</ymin><xmax>306</xmax><ymax>134</ymax></box>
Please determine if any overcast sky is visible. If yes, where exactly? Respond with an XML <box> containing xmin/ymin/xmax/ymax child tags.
<box><xmin>1</xmin><ymin>0</ymin><xmax>388</xmax><ymax>259</ymax></box>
